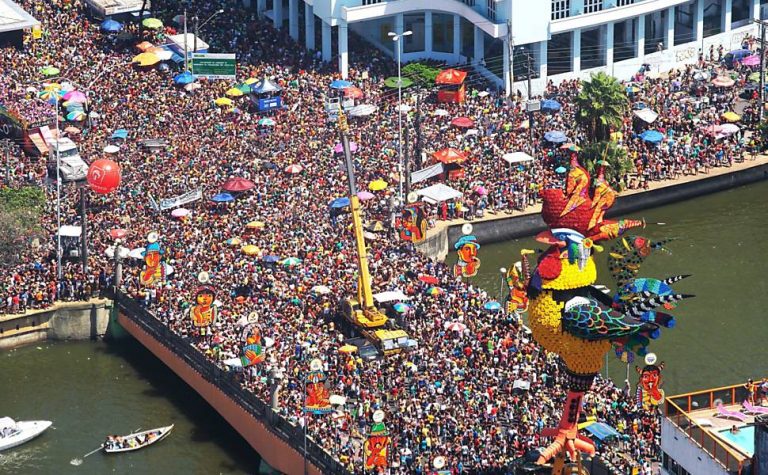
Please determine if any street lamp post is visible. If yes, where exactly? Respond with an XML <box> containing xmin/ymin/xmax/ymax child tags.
<box><xmin>388</xmin><ymin>30</ymin><xmax>412</xmax><ymax>205</ymax></box>
<box><xmin>498</xmin><ymin>267</ymin><xmax>507</xmax><ymax>303</ymax></box>
<box><xmin>193</xmin><ymin>9</ymin><xmax>224</xmax><ymax>53</ymax></box>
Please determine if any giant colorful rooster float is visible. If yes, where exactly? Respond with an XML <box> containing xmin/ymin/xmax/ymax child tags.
<box><xmin>526</xmin><ymin>155</ymin><xmax>693</xmax><ymax>471</ymax></box>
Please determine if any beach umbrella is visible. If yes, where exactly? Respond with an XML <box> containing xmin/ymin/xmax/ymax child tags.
<box><xmin>338</xmin><ymin>344</ymin><xmax>357</xmax><ymax>354</ymax></box>
<box><xmin>721</xmin><ymin>111</ymin><xmax>741</xmax><ymax>122</ymax></box>
<box><xmin>41</xmin><ymin>66</ymin><xmax>60</xmax><ymax>77</ymax></box>
<box><xmin>135</xmin><ymin>41</ymin><xmax>154</xmax><ymax>52</ymax></box>
<box><xmin>334</xmin><ymin>142</ymin><xmax>358</xmax><ymax>153</ymax></box>
<box><xmin>222</xmin><ymin>177</ymin><xmax>255</xmax><ymax>192</ymax></box>
<box><xmin>241</xmin><ymin>245</ymin><xmax>260</xmax><ymax>256</ymax></box>
<box><xmin>257</xmin><ymin>118</ymin><xmax>276</xmax><ymax>126</ymax></box>
<box><xmin>109</xmin><ymin>228</ymin><xmax>128</xmax><ymax>240</ymax></box>
<box><xmin>344</xmin><ymin>86</ymin><xmax>364</xmax><ymax>99</ymax></box>
<box><xmin>484</xmin><ymin>301</ymin><xmax>502</xmax><ymax>311</ymax></box>
<box><xmin>262</xmin><ymin>255</ymin><xmax>280</xmax><ymax>263</ymax></box>
<box><xmin>433</xmin><ymin>109</ymin><xmax>450</xmax><ymax>117</ymax></box>
<box><xmin>111</xmin><ymin>129</ymin><xmax>128</xmax><ymax>139</ymax></box>
<box><xmin>432</xmin><ymin>148</ymin><xmax>467</xmax><ymax>164</ymax></box>
<box><xmin>639</xmin><ymin>130</ymin><xmax>664</xmax><ymax>144</ymax></box>
<box><xmin>101</xmin><ymin>19</ymin><xmax>123</xmax><ymax>32</ymax></box>
<box><xmin>418</xmin><ymin>275</ymin><xmax>439</xmax><ymax>285</ymax></box>
<box><xmin>226</xmin><ymin>237</ymin><xmax>242</xmax><ymax>246</ymax></box>
<box><xmin>132</xmin><ymin>52</ymin><xmax>160</xmax><ymax>67</ymax></box>
<box><xmin>66</xmin><ymin>111</ymin><xmax>85</xmax><ymax>121</ymax></box>
<box><xmin>718</xmin><ymin>123</ymin><xmax>740</xmax><ymax>135</ymax></box>
<box><xmin>544</xmin><ymin>131</ymin><xmax>567</xmax><ymax>143</ymax></box>
<box><xmin>63</xmin><ymin>90</ymin><xmax>87</xmax><ymax>103</ymax></box>
<box><xmin>541</xmin><ymin>99</ymin><xmax>561</xmax><ymax>112</ymax></box>
<box><xmin>37</xmin><ymin>90</ymin><xmax>58</xmax><ymax>100</ymax></box>
<box><xmin>444</xmin><ymin>321</ymin><xmax>467</xmax><ymax>332</ymax></box>
<box><xmin>451</xmin><ymin>116</ymin><xmax>474</xmax><ymax>128</ymax></box>
<box><xmin>284</xmin><ymin>164</ymin><xmax>303</xmax><ymax>174</ymax></box>
<box><xmin>214</xmin><ymin>97</ymin><xmax>233</xmax><ymax>107</ymax></box>
<box><xmin>560</xmin><ymin>143</ymin><xmax>581</xmax><ymax>152</ymax></box>
<box><xmin>171</xmin><ymin>208</ymin><xmax>190</xmax><ymax>218</ymax></box>
<box><xmin>103</xmin><ymin>145</ymin><xmax>120</xmax><ymax>154</ymax></box>
<box><xmin>393</xmin><ymin>303</ymin><xmax>411</xmax><ymax>313</ymax></box>
<box><xmin>246</xmin><ymin>221</ymin><xmax>266</xmax><ymax>230</ymax></box>
<box><xmin>356</xmin><ymin>191</ymin><xmax>374</xmax><ymax>201</ymax></box>
<box><xmin>226</xmin><ymin>87</ymin><xmax>244</xmax><ymax>97</ymax></box>
<box><xmin>212</xmin><ymin>192</ymin><xmax>235</xmax><ymax>203</ymax></box>
<box><xmin>244</xmin><ymin>77</ymin><xmax>259</xmax><ymax>85</ymax></box>
<box><xmin>702</xmin><ymin>124</ymin><xmax>723</xmax><ymax>136</ymax></box>
<box><xmin>368</xmin><ymin>179</ymin><xmax>388</xmax><ymax>191</ymax></box>
<box><xmin>349</xmin><ymin>104</ymin><xmax>378</xmax><ymax>117</ymax></box>
<box><xmin>555</xmin><ymin>166</ymin><xmax>567</xmax><ymax>174</ymax></box>
<box><xmin>712</xmin><ymin>76</ymin><xmax>735</xmax><ymax>87</ymax></box>
<box><xmin>426</xmin><ymin>286</ymin><xmax>443</xmax><ymax>296</ymax></box>
<box><xmin>330</xmin><ymin>79</ymin><xmax>353</xmax><ymax>89</ymax></box>
<box><xmin>329</xmin><ymin>197</ymin><xmax>351</xmax><ymax>208</ymax></box>
<box><xmin>173</xmin><ymin>71</ymin><xmax>196</xmax><ymax>85</ymax></box>
<box><xmin>281</xmin><ymin>257</ymin><xmax>302</xmax><ymax>267</ymax></box>
<box><xmin>312</xmin><ymin>285</ymin><xmax>331</xmax><ymax>295</ymax></box>
<box><xmin>142</xmin><ymin>18</ymin><xmax>164</xmax><ymax>29</ymax></box>
<box><xmin>383</xmin><ymin>76</ymin><xmax>414</xmax><ymax>88</ymax></box>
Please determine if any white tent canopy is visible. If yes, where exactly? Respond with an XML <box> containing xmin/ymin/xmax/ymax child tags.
<box><xmin>349</xmin><ymin>104</ymin><xmax>377</xmax><ymax>117</ymax></box>
<box><xmin>416</xmin><ymin>183</ymin><xmax>463</xmax><ymax>204</ymax></box>
<box><xmin>502</xmin><ymin>151</ymin><xmax>535</xmax><ymax>164</ymax></box>
<box><xmin>411</xmin><ymin>163</ymin><xmax>444</xmax><ymax>184</ymax></box>
<box><xmin>373</xmin><ymin>290</ymin><xmax>411</xmax><ymax>303</ymax></box>
<box><xmin>633</xmin><ymin>108</ymin><xmax>659</xmax><ymax>124</ymax></box>
<box><xmin>57</xmin><ymin>225</ymin><xmax>82</xmax><ymax>238</ymax></box>
<box><xmin>252</xmin><ymin>76</ymin><xmax>282</xmax><ymax>94</ymax></box>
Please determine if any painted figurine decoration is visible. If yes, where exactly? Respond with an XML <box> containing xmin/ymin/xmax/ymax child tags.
<box><xmin>363</xmin><ymin>410</ymin><xmax>391</xmax><ymax>472</ymax></box>
<box><xmin>190</xmin><ymin>271</ymin><xmax>218</xmax><ymax>337</ymax></box>
<box><xmin>525</xmin><ymin>155</ymin><xmax>693</xmax><ymax>468</ymax></box>
<box><xmin>239</xmin><ymin>324</ymin><xmax>266</xmax><ymax>367</ymax></box>
<box><xmin>304</xmin><ymin>358</ymin><xmax>332</xmax><ymax>414</ymax></box>
<box><xmin>399</xmin><ymin>203</ymin><xmax>427</xmax><ymax>244</ymax></box>
<box><xmin>453</xmin><ymin>234</ymin><xmax>481</xmax><ymax>278</ymax></box>
<box><xmin>636</xmin><ymin>353</ymin><xmax>666</xmax><ymax>411</ymax></box>
<box><xmin>140</xmin><ymin>232</ymin><xmax>165</xmax><ymax>287</ymax></box>
<box><xmin>506</xmin><ymin>249</ymin><xmax>534</xmax><ymax>313</ymax></box>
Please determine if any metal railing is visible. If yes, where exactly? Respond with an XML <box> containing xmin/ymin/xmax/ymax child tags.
<box><xmin>108</xmin><ymin>289</ymin><xmax>349</xmax><ymax>475</ymax></box>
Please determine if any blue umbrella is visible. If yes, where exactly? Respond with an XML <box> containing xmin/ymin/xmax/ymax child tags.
<box><xmin>393</xmin><ymin>303</ymin><xmax>411</xmax><ymax>313</ymax></box>
<box><xmin>329</xmin><ymin>197</ymin><xmax>351</xmax><ymax>208</ymax></box>
<box><xmin>555</xmin><ymin>166</ymin><xmax>567</xmax><ymax>174</ymax></box>
<box><xmin>111</xmin><ymin>129</ymin><xmax>128</xmax><ymax>139</ymax></box>
<box><xmin>211</xmin><ymin>192</ymin><xmax>235</xmax><ymax>203</ymax></box>
<box><xmin>639</xmin><ymin>130</ymin><xmax>664</xmax><ymax>144</ymax></box>
<box><xmin>101</xmin><ymin>19</ymin><xmax>123</xmax><ymax>32</ymax></box>
<box><xmin>544</xmin><ymin>131</ymin><xmax>567</xmax><ymax>143</ymax></box>
<box><xmin>484</xmin><ymin>301</ymin><xmax>502</xmax><ymax>311</ymax></box>
<box><xmin>330</xmin><ymin>79</ymin><xmax>353</xmax><ymax>90</ymax></box>
<box><xmin>262</xmin><ymin>255</ymin><xmax>280</xmax><ymax>263</ymax></box>
<box><xmin>541</xmin><ymin>99</ymin><xmax>561</xmax><ymax>112</ymax></box>
<box><xmin>173</xmin><ymin>71</ymin><xmax>196</xmax><ymax>85</ymax></box>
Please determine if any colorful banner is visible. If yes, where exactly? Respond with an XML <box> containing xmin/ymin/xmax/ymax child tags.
<box><xmin>159</xmin><ymin>188</ymin><xmax>202</xmax><ymax>210</ymax></box>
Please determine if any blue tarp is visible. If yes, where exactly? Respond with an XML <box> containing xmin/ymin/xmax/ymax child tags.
<box><xmin>541</xmin><ymin>99</ymin><xmax>561</xmax><ymax>112</ymax></box>
<box><xmin>640</xmin><ymin>130</ymin><xmax>664</xmax><ymax>144</ymax></box>
<box><xmin>329</xmin><ymin>197</ymin><xmax>351</xmax><ymax>208</ymax></box>
<box><xmin>544</xmin><ymin>131</ymin><xmax>567</xmax><ymax>143</ymax></box>
<box><xmin>111</xmin><ymin>129</ymin><xmax>128</xmax><ymax>139</ymax></box>
<box><xmin>211</xmin><ymin>192</ymin><xmax>234</xmax><ymax>203</ymax></box>
<box><xmin>101</xmin><ymin>19</ymin><xmax>123</xmax><ymax>32</ymax></box>
<box><xmin>584</xmin><ymin>422</ymin><xmax>621</xmax><ymax>442</ymax></box>
<box><xmin>330</xmin><ymin>79</ymin><xmax>352</xmax><ymax>90</ymax></box>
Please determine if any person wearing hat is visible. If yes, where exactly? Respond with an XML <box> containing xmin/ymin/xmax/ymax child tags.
<box><xmin>453</xmin><ymin>235</ymin><xmax>481</xmax><ymax>278</ymax></box>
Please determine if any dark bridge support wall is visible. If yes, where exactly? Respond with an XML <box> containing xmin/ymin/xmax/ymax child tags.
<box><xmin>117</xmin><ymin>313</ymin><xmax>322</xmax><ymax>475</ymax></box>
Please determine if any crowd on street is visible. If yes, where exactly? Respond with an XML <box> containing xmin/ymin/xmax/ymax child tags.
<box><xmin>1</xmin><ymin>0</ymin><xmax>765</xmax><ymax>473</ymax></box>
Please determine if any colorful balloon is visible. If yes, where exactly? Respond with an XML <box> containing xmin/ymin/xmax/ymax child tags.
<box><xmin>87</xmin><ymin>159</ymin><xmax>121</xmax><ymax>194</ymax></box>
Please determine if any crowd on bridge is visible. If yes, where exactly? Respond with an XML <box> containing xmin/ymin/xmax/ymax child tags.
<box><xmin>1</xmin><ymin>0</ymin><xmax>765</xmax><ymax>473</ymax></box>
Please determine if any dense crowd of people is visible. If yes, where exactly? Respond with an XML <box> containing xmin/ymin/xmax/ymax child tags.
<box><xmin>1</xmin><ymin>0</ymin><xmax>765</xmax><ymax>473</ymax></box>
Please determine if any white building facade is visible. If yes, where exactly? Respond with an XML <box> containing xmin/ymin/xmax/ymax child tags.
<box><xmin>247</xmin><ymin>0</ymin><xmax>768</xmax><ymax>94</ymax></box>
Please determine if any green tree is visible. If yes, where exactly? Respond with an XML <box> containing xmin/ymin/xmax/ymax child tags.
<box><xmin>575</xmin><ymin>72</ymin><xmax>628</xmax><ymax>142</ymax></box>
<box><xmin>580</xmin><ymin>141</ymin><xmax>633</xmax><ymax>190</ymax></box>
<box><xmin>0</xmin><ymin>186</ymin><xmax>45</xmax><ymax>266</ymax></box>
<box><xmin>402</xmin><ymin>63</ymin><xmax>441</xmax><ymax>85</ymax></box>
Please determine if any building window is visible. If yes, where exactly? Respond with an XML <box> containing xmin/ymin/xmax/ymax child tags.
<box><xmin>551</xmin><ymin>0</ymin><xmax>570</xmax><ymax>20</ymax></box>
<box><xmin>432</xmin><ymin>13</ymin><xmax>454</xmax><ymax>53</ymax></box>
<box><xmin>362</xmin><ymin>0</ymin><xmax>384</xmax><ymax>5</ymax></box>
<box><xmin>583</xmin><ymin>0</ymin><xmax>603</xmax><ymax>14</ymax></box>
<box><xmin>616</xmin><ymin>0</ymin><xmax>635</xmax><ymax>6</ymax></box>
<box><xmin>487</xmin><ymin>0</ymin><xmax>496</xmax><ymax>21</ymax></box>
<box><xmin>462</xmin><ymin>0</ymin><xmax>476</xmax><ymax>6</ymax></box>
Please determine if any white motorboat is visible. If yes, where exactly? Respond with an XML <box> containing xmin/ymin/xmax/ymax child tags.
<box><xmin>103</xmin><ymin>425</ymin><xmax>173</xmax><ymax>453</ymax></box>
<box><xmin>0</xmin><ymin>417</ymin><xmax>52</xmax><ymax>451</ymax></box>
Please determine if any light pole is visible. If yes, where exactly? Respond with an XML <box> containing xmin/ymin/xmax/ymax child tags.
<box><xmin>518</xmin><ymin>46</ymin><xmax>534</xmax><ymax>146</ymax></box>
<box><xmin>388</xmin><ymin>29</ymin><xmax>412</xmax><ymax>205</ymax></box>
<box><xmin>194</xmin><ymin>9</ymin><xmax>224</xmax><ymax>53</ymax></box>
<box><xmin>498</xmin><ymin>267</ymin><xmax>507</xmax><ymax>303</ymax></box>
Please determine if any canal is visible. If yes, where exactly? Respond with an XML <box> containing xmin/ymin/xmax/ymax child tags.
<box><xmin>452</xmin><ymin>181</ymin><xmax>768</xmax><ymax>395</ymax></box>
<box><xmin>1</xmin><ymin>340</ymin><xmax>274</xmax><ymax>475</ymax></box>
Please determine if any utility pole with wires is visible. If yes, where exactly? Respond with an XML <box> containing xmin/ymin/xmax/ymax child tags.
<box><xmin>506</xmin><ymin>20</ymin><xmax>514</xmax><ymax>97</ymax></box>
<box><xmin>414</xmin><ymin>93</ymin><xmax>423</xmax><ymax>169</ymax></box>
<box><xmin>518</xmin><ymin>46</ymin><xmax>535</xmax><ymax>144</ymax></box>
<box><xmin>759</xmin><ymin>20</ymin><xmax>766</xmax><ymax>121</ymax></box>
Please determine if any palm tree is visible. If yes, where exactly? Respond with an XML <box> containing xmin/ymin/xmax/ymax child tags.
<box><xmin>580</xmin><ymin>141</ymin><xmax>633</xmax><ymax>190</ymax></box>
<box><xmin>575</xmin><ymin>72</ymin><xmax>628</xmax><ymax>142</ymax></box>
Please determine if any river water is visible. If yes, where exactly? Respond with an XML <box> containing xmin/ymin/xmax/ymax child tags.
<box><xmin>450</xmin><ymin>181</ymin><xmax>768</xmax><ymax>395</ymax></box>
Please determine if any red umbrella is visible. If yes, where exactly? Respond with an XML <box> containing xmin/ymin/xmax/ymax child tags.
<box><xmin>418</xmin><ymin>275</ymin><xmax>439</xmax><ymax>285</ymax></box>
<box><xmin>344</xmin><ymin>86</ymin><xmax>364</xmax><ymax>99</ymax></box>
<box><xmin>222</xmin><ymin>177</ymin><xmax>255</xmax><ymax>192</ymax></box>
<box><xmin>433</xmin><ymin>148</ymin><xmax>467</xmax><ymax>164</ymax></box>
<box><xmin>285</xmin><ymin>164</ymin><xmax>303</xmax><ymax>174</ymax></box>
<box><xmin>451</xmin><ymin>117</ymin><xmax>474</xmax><ymax>128</ymax></box>
<box><xmin>110</xmin><ymin>228</ymin><xmax>128</xmax><ymax>240</ymax></box>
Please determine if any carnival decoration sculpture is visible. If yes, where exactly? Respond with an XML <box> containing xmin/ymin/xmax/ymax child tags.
<box><xmin>525</xmin><ymin>156</ymin><xmax>693</xmax><ymax>470</ymax></box>
<box><xmin>506</xmin><ymin>249</ymin><xmax>534</xmax><ymax>313</ymax></box>
<box><xmin>189</xmin><ymin>271</ymin><xmax>217</xmax><ymax>337</ymax></box>
<box><xmin>86</xmin><ymin>158</ymin><xmax>121</xmax><ymax>194</ymax></box>
<box><xmin>399</xmin><ymin>202</ymin><xmax>427</xmax><ymax>244</ymax></box>
<box><xmin>636</xmin><ymin>353</ymin><xmax>666</xmax><ymax>411</ymax></box>
<box><xmin>304</xmin><ymin>358</ymin><xmax>332</xmax><ymax>414</ymax></box>
<box><xmin>363</xmin><ymin>410</ymin><xmax>391</xmax><ymax>472</ymax></box>
<box><xmin>453</xmin><ymin>234</ymin><xmax>481</xmax><ymax>278</ymax></box>
<box><xmin>140</xmin><ymin>232</ymin><xmax>165</xmax><ymax>287</ymax></box>
<box><xmin>239</xmin><ymin>323</ymin><xmax>266</xmax><ymax>367</ymax></box>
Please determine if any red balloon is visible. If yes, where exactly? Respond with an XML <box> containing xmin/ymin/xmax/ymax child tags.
<box><xmin>87</xmin><ymin>159</ymin><xmax>121</xmax><ymax>194</ymax></box>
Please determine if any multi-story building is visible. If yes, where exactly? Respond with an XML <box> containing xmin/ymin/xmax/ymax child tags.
<box><xmin>247</xmin><ymin>0</ymin><xmax>768</xmax><ymax>94</ymax></box>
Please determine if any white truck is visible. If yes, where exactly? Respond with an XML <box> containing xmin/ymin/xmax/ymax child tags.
<box><xmin>49</xmin><ymin>138</ymin><xmax>88</xmax><ymax>181</ymax></box>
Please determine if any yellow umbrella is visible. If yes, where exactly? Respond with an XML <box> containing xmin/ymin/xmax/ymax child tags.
<box><xmin>132</xmin><ymin>52</ymin><xmax>160</xmax><ymax>67</ymax></box>
<box><xmin>244</xmin><ymin>77</ymin><xmax>258</xmax><ymax>85</ymax></box>
<box><xmin>241</xmin><ymin>244</ymin><xmax>260</xmax><ymax>256</ymax></box>
<box><xmin>226</xmin><ymin>237</ymin><xmax>242</xmax><ymax>246</ymax></box>
<box><xmin>225</xmin><ymin>87</ymin><xmax>244</xmax><ymax>97</ymax></box>
<box><xmin>721</xmin><ymin>111</ymin><xmax>741</xmax><ymax>122</ymax></box>
<box><xmin>246</xmin><ymin>220</ymin><xmax>266</xmax><ymax>230</ymax></box>
<box><xmin>368</xmin><ymin>179</ymin><xmax>388</xmax><ymax>191</ymax></box>
<box><xmin>44</xmin><ymin>83</ymin><xmax>62</xmax><ymax>91</ymax></box>
<box><xmin>214</xmin><ymin>97</ymin><xmax>233</xmax><ymax>107</ymax></box>
<box><xmin>338</xmin><ymin>344</ymin><xmax>358</xmax><ymax>354</ymax></box>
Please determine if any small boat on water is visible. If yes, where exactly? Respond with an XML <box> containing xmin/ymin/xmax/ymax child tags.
<box><xmin>0</xmin><ymin>417</ymin><xmax>52</xmax><ymax>451</ymax></box>
<box><xmin>103</xmin><ymin>425</ymin><xmax>174</xmax><ymax>453</ymax></box>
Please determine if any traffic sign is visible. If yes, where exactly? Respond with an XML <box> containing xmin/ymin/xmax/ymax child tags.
<box><xmin>190</xmin><ymin>53</ymin><xmax>236</xmax><ymax>79</ymax></box>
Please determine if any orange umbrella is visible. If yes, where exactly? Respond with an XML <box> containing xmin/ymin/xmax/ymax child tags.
<box><xmin>451</xmin><ymin>117</ymin><xmax>474</xmax><ymax>128</ymax></box>
<box><xmin>136</xmin><ymin>41</ymin><xmax>154</xmax><ymax>52</ymax></box>
<box><xmin>344</xmin><ymin>87</ymin><xmax>364</xmax><ymax>99</ymax></box>
<box><xmin>432</xmin><ymin>148</ymin><xmax>467</xmax><ymax>164</ymax></box>
<box><xmin>435</xmin><ymin>69</ymin><xmax>467</xmax><ymax>85</ymax></box>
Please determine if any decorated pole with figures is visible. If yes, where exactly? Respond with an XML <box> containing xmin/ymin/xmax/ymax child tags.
<box><xmin>189</xmin><ymin>271</ymin><xmax>217</xmax><ymax>340</ymax></box>
<box><xmin>453</xmin><ymin>223</ymin><xmax>480</xmax><ymax>279</ymax></box>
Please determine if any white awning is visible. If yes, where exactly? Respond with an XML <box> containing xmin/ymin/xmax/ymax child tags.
<box><xmin>0</xmin><ymin>0</ymin><xmax>39</xmax><ymax>34</ymax></box>
<box><xmin>416</xmin><ymin>183</ymin><xmax>463</xmax><ymax>204</ymax></box>
<box><xmin>373</xmin><ymin>290</ymin><xmax>410</xmax><ymax>303</ymax></box>
<box><xmin>411</xmin><ymin>163</ymin><xmax>444</xmax><ymax>184</ymax></box>
<box><xmin>502</xmin><ymin>151</ymin><xmax>535</xmax><ymax>164</ymax></box>
<box><xmin>633</xmin><ymin>108</ymin><xmax>658</xmax><ymax>124</ymax></box>
<box><xmin>349</xmin><ymin>104</ymin><xmax>377</xmax><ymax>117</ymax></box>
<box><xmin>57</xmin><ymin>225</ymin><xmax>82</xmax><ymax>237</ymax></box>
